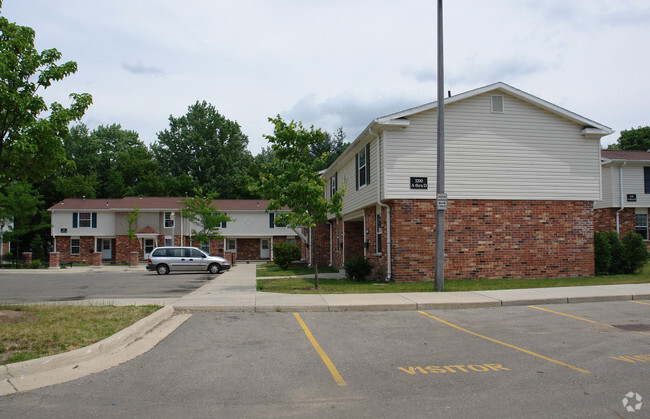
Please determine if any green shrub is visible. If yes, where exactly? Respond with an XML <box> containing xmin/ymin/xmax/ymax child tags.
<box><xmin>273</xmin><ymin>242</ymin><xmax>301</xmax><ymax>270</ymax></box>
<box><xmin>594</xmin><ymin>232</ymin><xmax>611</xmax><ymax>275</ymax></box>
<box><xmin>601</xmin><ymin>231</ymin><xmax>625</xmax><ymax>274</ymax></box>
<box><xmin>29</xmin><ymin>259</ymin><xmax>42</xmax><ymax>269</ymax></box>
<box><xmin>622</xmin><ymin>231</ymin><xmax>649</xmax><ymax>274</ymax></box>
<box><xmin>344</xmin><ymin>255</ymin><xmax>374</xmax><ymax>282</ymax></box>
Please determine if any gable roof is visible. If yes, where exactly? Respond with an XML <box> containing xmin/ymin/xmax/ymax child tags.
<box><xmin>601</xmin><ymin>150</ymin><xmax>650</xmax><ymax>163</ymax></box>
<box><xmin>373</xmin><ymin>82</ymin><xmax>613</xmax><ymax>137</ymax></box>
<box><xmin>48</xmin><ymin>197</ymin><xmax>274</xmax><ymax>212</ymax></box>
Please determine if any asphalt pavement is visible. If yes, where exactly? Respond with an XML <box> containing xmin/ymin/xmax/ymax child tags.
<box><xmin>1</xmin><ymin>262</ymin><xmax>649</xmax><ymax>396</ymax></box>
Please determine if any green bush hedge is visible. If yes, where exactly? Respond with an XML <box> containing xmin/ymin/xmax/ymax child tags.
<box><xmin>272</xmin><ymin>242</ymin><xmax>301</xmax><ymax>270</ymax></box>
<box><xmin>344</xmin><ymin>255</ymin><xmax>374</xmax><ymax>282</ymax></box>
<box><xmin>595</xmin><ymin>231</ymin><xmax>649</xmax><ymax>275</ymax></box>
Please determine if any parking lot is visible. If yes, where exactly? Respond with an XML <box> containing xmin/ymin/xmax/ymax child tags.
<box><xmin>0</xmin><ymin>269</ymin><xmax>219</xmax><ymax>303</ymax></box>
<box><xmin>1</xmin><ymin>300</ymin><xmax>648</xmax><ymax>417</ymax></box>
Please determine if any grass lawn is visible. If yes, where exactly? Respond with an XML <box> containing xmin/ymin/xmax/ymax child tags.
<box><xmin>0</xmin><ymin>305</ymin><xmax>161</xmax><ymax>365</ymax></box>
<box><xmin>257</xmin><ymin>262</ymin><xmax>339</xmax><ymax>277</ymax></box>
<box><xmin>256</xmin><ymin>264</ymin><xmax>650</xmax><ymax>294</ymax></box>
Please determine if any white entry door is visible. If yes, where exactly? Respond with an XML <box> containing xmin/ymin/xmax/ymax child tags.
<box><xmin>144</xmin><ymin>239</ymin><xmax>155</xmax><ymax>259</ymax></box>
<box><xmin>261</xmin><ymin>239</ymin><xmax>271</xmax><ymax>259</ymax></box>
<box><xmin>101</xmin><ymin>239</ymin><xmax>112</xmax><ymax>260</ymax></box>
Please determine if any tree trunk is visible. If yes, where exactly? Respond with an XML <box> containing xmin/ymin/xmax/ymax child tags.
<box><xmin>312</xmin><ymin>227</ymin><xmax>319</xmax><ymax>289</ymax></box>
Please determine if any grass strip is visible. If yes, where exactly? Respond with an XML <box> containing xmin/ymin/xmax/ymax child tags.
<box><xmin>0</xmin><ymin>305</ymin><xmax>161</xmax><ymax>365</ymax></box>
<box><xmin>257</xmin><ymin>265</ymin><xmax>650</xmax><ymax>293</ymax></box>
<box><xmin>256</xmin><ymin>263</ymin><xmax>339</xmax><ymax>277</ymax></box>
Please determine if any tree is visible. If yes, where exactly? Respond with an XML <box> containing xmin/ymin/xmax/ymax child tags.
<box><xmin>0</xmin><ymin>16</ymin><xmax>92</xmax><ymax>189</ymax></box>
<box><xmin>607</xmin><ymin>126</ymin><xmax>650</xmax><ymax>150</ymax></box>
<box><xmin>59</xmin><ymin>123</ymin><xmax>181</xmax><ymax>198</ymax></box>
<box><xmin>181</xmin><ymin>188</ymin><xmax>231</xmax><ymax>248</ymax></box>
<box><xmin>255</xmin><ymin>116</ymin><xmax>345</xmax><ymax>289</ymax></box>
<box><xmin>0</xmin><ymin>181</ymin><xmax>50</xmax><ymax>264</ymax></box>
<box><xmin>310</xmin><ymin>127</ymin><xmax>349</xmax><ymax>171</ymax></box>
<box><xmin>125</xmin><ymin>206</ymin><xmax>141</xmax><ymax>254</ymax></box>
<box><xmin>152</xmin><ymin>101</ymin><xmax>254</xmax><ymax>198</ymax></box>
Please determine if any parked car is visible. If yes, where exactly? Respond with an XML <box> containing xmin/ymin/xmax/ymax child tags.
<box><xmin>146</xmin><ymin>246</ymin><xmax>231</xmax><ymax>275</ymax></box>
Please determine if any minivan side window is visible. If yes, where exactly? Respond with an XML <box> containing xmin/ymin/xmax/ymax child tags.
<box><xmin>191</xmin><ymin>249</ymin><xmax>204</xmax><ymax>258</ymax></box>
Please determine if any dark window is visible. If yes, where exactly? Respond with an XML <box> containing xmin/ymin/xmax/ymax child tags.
<box><xmin>164</xmin><ymin>212</ymin><xmax>175</xmax><ymax>228</ymax></box>
<box><xmin>645</xmin><ymin>167</ymin><xmax>650</xmax><ymax>194</ymax></box>
<box><xmin>71</xmin><ymin>238</ymin><xmax>80</xmax><ymax>255</ymax></box>
<box><xmin>330</xmin><ymin>172</ymin><xmax>338</xmax><ymax>197</ymax></box>
<box><xmin>356</xmin><ymin>144</ymin><xmax>371</xmax><ymax>190</ymax></box>
<box><xmin>636</xmin><ymin>212</ymin><xmax>648</xmax><ymax>240</ymax></box>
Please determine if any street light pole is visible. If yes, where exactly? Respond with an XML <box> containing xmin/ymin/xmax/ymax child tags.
<box><xmin>434</xmin><ymin>0</ymin><xmax>446</xmax><ymax>292</ymax></box>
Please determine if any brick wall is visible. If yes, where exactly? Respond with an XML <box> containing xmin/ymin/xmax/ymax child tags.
<box><xmin>115</xmin><ymin>236</ymin><xmax>142</xmax><ymax>264</ymax></box>
<box><xmin>344</xmin><ymin>221</ymin><xmax>364</xmax><ymax>264</ymax></box>
<box><xmin>594</xmin><ymin>208</ymin><xmax>635</xmax><ymax>235</ymax></box>
<box><xmin>313</xmin><ymin>224</ymin><xmax>331</xmax><ymax>268</ymax></box>
<box><xmin>317</xmin><ymin>199</ymin><xmax>595</xmax><ymax>282</ymax></box>
<box><xmin>237</xmin><ymin>238</ymin><xmax>260</xmax><ymax>260</ymax></box>
<box><xmin>56</xmin><ymin>236</ymin><xmax>97</xmax><ymax>264</ymax></box>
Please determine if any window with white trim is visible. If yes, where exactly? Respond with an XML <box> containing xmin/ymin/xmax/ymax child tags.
<box><xmin>78</xmin><ymin>213</ymin><xmax>91</xmax><ymax>228</ymax></box>
<box><xmin>165</xmin><ymin>236</ymin><xmax>173</xmax><ymax>247</ymax></box>
<box><xmin>635</xmin><ymin>211</ymin><xmax>648</xmax><ymax>240</ymax></box>
<box><xmin>227</xmin><ymin>239</ymin><xmax>237</xmax><ymax>251</ymax></box>
<box><xmin>201</xmin><ymin>241</ymin><xmax>210</xmax><ymax>252</ymax></box>
<box><xmin>286</xmin><ymin>237</ymin><xmax>296</xmax><ymax>245</ymax></box>
<box><xmin>71</xmin><ymin>238</ymin><xmax>80</xmax><ymax>255</ymax></box>
<box><xmin>330</xmin><ymin>172</ymin><xmax>338</xmax><ymax>197</ymax></box>
<box><xmin>356</xmin><ymin>143</ymin><xmax>370</xmax><ymax>189</ymax></box>
<box><xmin>164</xmin><ymin>212</ymin><xmax>175</xmax><ymax>228</ymax></box>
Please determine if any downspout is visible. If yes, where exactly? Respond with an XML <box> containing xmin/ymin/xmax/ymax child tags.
<box><xmin>616</xmin><ymin>162</ymin><xmax>626</xmax><ymax>235</ymax></box>
<box><xmin>369</xmin><ymin>127</ymin><xmax>392</xmax><ymax>281</ymax></box>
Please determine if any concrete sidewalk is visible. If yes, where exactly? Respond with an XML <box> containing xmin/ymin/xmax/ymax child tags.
<box><xmin>172</xmin><ymin>263</ymin><xmax>650</xmax><ymax>312</ymax></box>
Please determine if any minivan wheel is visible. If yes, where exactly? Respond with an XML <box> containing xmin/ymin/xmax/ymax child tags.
<box><xmin>208</xmin><ymin>263</ymin><xmax>221</xmax><ymax>274</ymax></box>
<box><xmin>156</xmin><ymin>264</ymin><xmax>170</xmax><ymax>275</ymax></box>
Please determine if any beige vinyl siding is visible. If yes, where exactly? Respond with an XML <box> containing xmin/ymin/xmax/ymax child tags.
<box><xmin>52</xmin><ymin>211</ymin><xmax>115</xmax><ymax>236</ymax></box>
<box><xmin>327</xmin><ymin>138</ymin><xmax>379</xmax><ymax>217</ymax></box>
<box><xmin>209</xmin><ymin>211</ymin><xmax>295</xmax><ymax>237</ymax></box>
<box><xmin>595</xmin><ymin>165</ymin><xmax>615</xmax><ymax>209</ymax></box>
<box><xmin>384</xmin><ymin>92</ymin><xmax>601</xmax><ymax>201</ymax></box>
<box><xmin>619</xmin><ymin>164</ymin><xmax>650</xmax><ymax>208</ymax></box>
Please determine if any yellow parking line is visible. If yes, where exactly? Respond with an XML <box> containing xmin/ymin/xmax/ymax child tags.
<box><xmin>529</xmin><ymin>305</ymin><xmax>650</xmax><ymax>337</ymax></box>
<box><xmin>294</xmin><ymin>313</ymin><xmax>347</xmax><ymax>386</ymax></box>
<box><xmin>418</xmin><ymin>311</ymin><xmax>590</xmax><ymax>374</ymax></box>
<box><xmin>528</xmin><ymin>306</ymin><xmax>613</xmax><ymax>328</ymax></box>
<box><xmin>630</xmin><ymin>301</ymin><xmax>650</xmax><ymax>306</ymax></box>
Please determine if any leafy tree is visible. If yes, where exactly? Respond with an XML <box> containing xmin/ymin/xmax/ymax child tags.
<box><xmin>0</xmin><ymin>16</ymin><xmax>92</xmax><ymax>189</ymax></box>
<box><xmin>607</xmin><ymin>126</ymin><xmax>650</xmax><ymax>150</ymax></box>
<box><xmin>125</xmin><ymin>206</ymin><xmax>141</xmax><ymax>254</ymax></box>
<box><xmin>152</xmin><ymin>101</ymin><xmax>254</xmax><ymax>198</ymax></box>
<box><xmin>255</xmin><ymin>116</ymin><xmax>345</xmax><ymax>289</ymax></box>
<box><xmin>310</xmin><ymin>127</ymin><xmax>349</xmax><ymax>171</ymax></box>
<box><xmin>60</xmin><ymin>123</ymin><xmax>180</xmax><ymax>198</ymax></box>
<box><xmin>181</xmin><ymin>188</ymin><xmax>231</xmax><ymax>247</ymax></box>
<box><xmin>0</xmin><ymin>181</ymin><xmax>50</xmax><ymax>263</ymax></box>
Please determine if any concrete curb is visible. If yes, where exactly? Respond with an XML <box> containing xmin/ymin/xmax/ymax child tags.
<box><xmin>1</xmin><ymin>305</ymin><xmax>185</xmax><ymax>395</ymax></box>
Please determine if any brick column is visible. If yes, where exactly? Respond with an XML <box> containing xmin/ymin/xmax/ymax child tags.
<box><xmin>92</xmin><ymin>252</ymin><xmax>102</xmax><ymax>266</ymax></box>
<box><xmin>225</xmin><ymin>251</ymin><xmax>236</xmax><ymax>266</ymax></box>
<box><xmin>22</xmin><ymin>252</ymin><xmax>32</xmax><ymax>265</ymax></box>
<box><xmin>49</xmin><ymin>252</ymin><xmax>60</xmax><ymax>269</ymax></box>
<box><xmin>129</xmin><ymin>251</ymin><xmax>139</xmax><ymax>267</ymax></box>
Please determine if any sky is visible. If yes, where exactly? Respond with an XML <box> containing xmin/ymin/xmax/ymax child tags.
<box><xmin>3</xmin><ymin>0</ymin><xmax>649</xmax><ymax>154</ymax></box>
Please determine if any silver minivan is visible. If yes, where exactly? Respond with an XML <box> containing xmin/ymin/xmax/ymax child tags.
<box><xmin>146</xmin><ymin>246</ymin><xmax>231</xmax><ymax>275</ymax></box>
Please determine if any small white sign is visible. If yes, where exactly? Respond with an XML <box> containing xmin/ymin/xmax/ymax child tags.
<box><xmin>437</xmin><ymin>193</ymin><xmax>448</xmax><ymax>210</ymax></box>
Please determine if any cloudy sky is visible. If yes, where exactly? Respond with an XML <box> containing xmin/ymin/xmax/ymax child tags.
<box><xmin>3</xmin><ymin>0</ymin><xmax>649</xmax><ymax>153</ymax></box>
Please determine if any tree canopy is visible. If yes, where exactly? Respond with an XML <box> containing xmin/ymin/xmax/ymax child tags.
<box><xmin>255</xmin><ymin>116</ymin><xmax>345</xmax><ymax>288</ymax></box>
<box><xmin>0</xmin><ymin>16</ymin><xmax>92</xmax><ymax>189</ymax></box>
<box><xmin>152</xmin><ymin>101</ymin><xmax>254</xmax><ymax>198</ymax></box>
<box><xmin>606</xmin><ymin>126</ymin><xmax>650</xmax><ymax>150</ymax></box>
<box><xmin>182</xmin><ymin>188</ymin><xmax>231</xmax><ymax>246</ymax></box>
